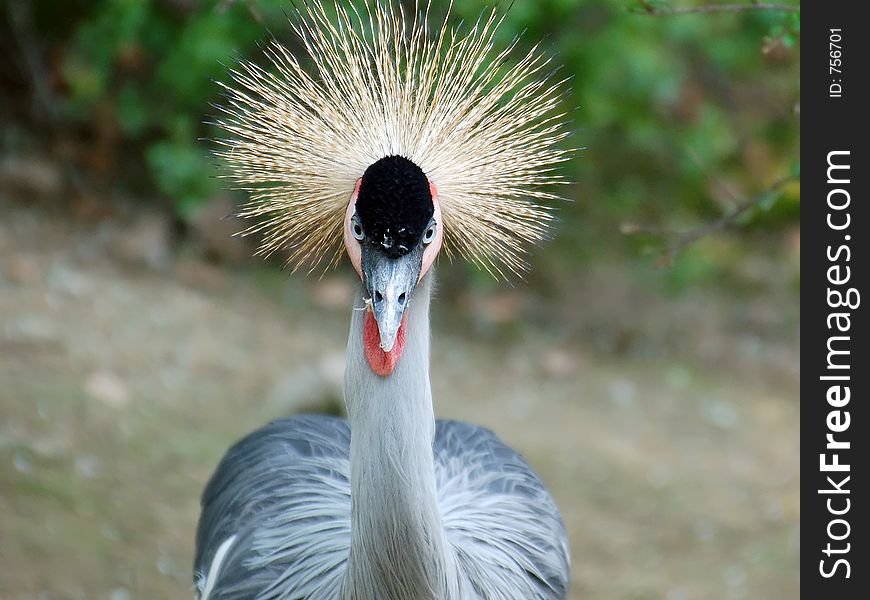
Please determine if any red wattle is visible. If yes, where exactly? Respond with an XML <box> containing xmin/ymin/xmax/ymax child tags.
<box><xmin>363</xmin><ymin>310</ymin><xmax>407</xmax><ymax>376</ymax></box>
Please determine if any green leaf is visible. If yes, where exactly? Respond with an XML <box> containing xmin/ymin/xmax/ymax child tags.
<box><xmin>146</xmin><ymin>140</ymin><xmax>218</xmax><ymax>218</ymax></box>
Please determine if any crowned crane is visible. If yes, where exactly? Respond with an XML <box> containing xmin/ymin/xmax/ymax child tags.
<box><xmin>194</xmin><ymin>2</ymin><xmax>572</xmax><ymax>598</ymax></box>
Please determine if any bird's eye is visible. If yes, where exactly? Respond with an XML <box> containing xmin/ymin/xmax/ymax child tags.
<box><xmin>351</xmin><ymin>215</ymin><xmax>365</xmax><ymax>241</ymax></box>
<box><xmin>422</xmin><ymin>220</ymin><xmax>437</xmax><ymax>245</ymax></box>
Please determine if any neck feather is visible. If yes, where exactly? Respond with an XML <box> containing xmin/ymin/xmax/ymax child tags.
<box><xmin>341</xmin><ymin>274</ymin><xmax>459</xmax><ymax>599</ymax></box>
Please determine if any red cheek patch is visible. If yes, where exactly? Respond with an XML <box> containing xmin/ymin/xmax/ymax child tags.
<box><xmin>363</xmin><ymin>310</ymin><xmax>407</xmax><ymax>376</ymax></box>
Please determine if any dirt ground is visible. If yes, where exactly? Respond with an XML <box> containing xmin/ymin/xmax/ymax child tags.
<box><xmin>0</xmin><ymin>194</ymin><xmax>798</xmax><ymax>599</ymax></box>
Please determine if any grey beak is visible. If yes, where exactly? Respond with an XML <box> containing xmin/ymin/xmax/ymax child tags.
<box><xmin>361</xmin><ymin>244</ymin><xmax>424</xmax><ymax>352</ymax></box>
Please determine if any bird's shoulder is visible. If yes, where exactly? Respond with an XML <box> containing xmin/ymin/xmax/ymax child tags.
<box><xmin>198</xmin><ymin>414</ymin><xmax>351</xmax><ymax>529</ymax></box>
<box><xmin>433</xmin><ymin>418</ymin><xmax>557</xmax><ymax>502</ymax></box>
<box><xmin>434</xmin><ymin>419</ymin><xmax>570</xmax><ymax>599</ymax></box>
<box><xmin>195</xmin><ymin>415</ymin><xmax>351</xmax><ymax>600</ymax></box>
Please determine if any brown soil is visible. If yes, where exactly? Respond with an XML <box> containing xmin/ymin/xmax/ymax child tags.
<box><xmin>0</xmin><ymin>197</ymin><xmax>798</xmax><ymax>599</ymax></box>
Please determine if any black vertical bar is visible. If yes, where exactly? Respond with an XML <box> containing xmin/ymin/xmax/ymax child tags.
<box><xmin>802</xmin><ymin>1</ymin><xmax>867</xmax><ymax>597</ymax></box>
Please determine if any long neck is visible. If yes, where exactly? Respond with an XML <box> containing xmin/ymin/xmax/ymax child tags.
<box><xmin>341</xmin><ymin>274</ymin><xmax>459</xmax><ymax>600</ymax></box>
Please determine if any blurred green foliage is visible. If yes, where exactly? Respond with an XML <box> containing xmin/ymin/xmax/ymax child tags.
<box><xmin>25</xmin><ymin>0</ymin><xmax>799</xmax><ymax>277</ymax></box>
<box><xmin>39</xmin><ymin>0</ymin><xmax>289</xmax><ymax>215</ymax></box>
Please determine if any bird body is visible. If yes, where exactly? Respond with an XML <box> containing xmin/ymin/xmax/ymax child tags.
<box><xmin>196</xmin><ymin>1</ymin><xmax>571</xmax><ymax>597</ymax></box>
<box><xmin>196</xmin><ymin>415</ymin><xmax>568</xmax><ymax>599</ymax></box>
<box><xmin>195</xmin><ymin>279</ymin><xmax>569</xmax><ymax>599</ymax></box>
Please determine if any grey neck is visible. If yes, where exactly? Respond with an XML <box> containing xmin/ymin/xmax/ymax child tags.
<box><xmin>340</xmin><ymin>273</ymin><xmax>461</xmax><ymax>600</ymax></box>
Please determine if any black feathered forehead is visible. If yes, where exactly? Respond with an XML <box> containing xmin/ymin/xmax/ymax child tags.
<box><xmin>355</xmin><ymin>155</ymin><xmax>434</xmax><ymax>259</ymax></box>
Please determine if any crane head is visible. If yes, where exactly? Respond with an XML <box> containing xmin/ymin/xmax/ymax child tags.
<box><xmin>218</xmin><ymin>1</ymin><xmax>570</xmax><ymax>284</ymax></box>
<box><xmin>216</xmin><ymin>1</ymin><xmax>572</xmax><ymax>376</ymax></box>
<box><xmin>343</xmin><ymin>156</ymin><xmax>443</xmax><ymax>376</ymax></box>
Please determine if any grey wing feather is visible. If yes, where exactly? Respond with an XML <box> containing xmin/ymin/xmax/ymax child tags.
<box><xmin>195</xmin><ymin>416</ymin><xmax>568</xmax><ymax>600</ymax></box>
<box><xmin>434</xmin><ymin>420</ymin><xmax>570</xmax><ymax>599</ymax></box>
<box><xmin>195</xmin><ymin>415</ymin><xmax>352</xmax><ymax>600</ymax></box>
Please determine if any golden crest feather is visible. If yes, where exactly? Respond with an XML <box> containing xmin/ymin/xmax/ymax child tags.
<box><xmin>215</xmin><ymin>0</ymin><xmax>571</xmax><ymax>277</ymax></box>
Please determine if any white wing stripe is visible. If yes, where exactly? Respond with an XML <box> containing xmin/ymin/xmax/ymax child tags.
<box><xmin>199</xmin><ymin>534</ymin><xmax>237</xmax><ymax>600</ymax></box>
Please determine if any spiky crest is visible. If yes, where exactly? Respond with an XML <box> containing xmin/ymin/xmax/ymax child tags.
<box><xmin>215</xmin><ymin>0</ymin><xmax>571</xmax><ymax>277</ymax></box>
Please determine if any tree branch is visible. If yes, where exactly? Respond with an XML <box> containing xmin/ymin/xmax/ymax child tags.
<box><xmin>6</xmin><ymin>0</ymin><xmax>60</xmax><ymax>122</ymax></box>
<box><xmin>633</xmin><ymin>1</ymin><xmax>800</xmax><ymax>15</ymax></box>
<box><xmin>622</xmin><ymin>173</ymin><xmax>799</xmax><ymax>267</ymax></box>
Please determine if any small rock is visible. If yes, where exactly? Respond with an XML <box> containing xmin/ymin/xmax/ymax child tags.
<box><xmin>4</xmin><ymin>315</ymin><xmax>59</xmax><ymax>344</ymax></box>
<box><xmin>608</xmin><ymin>379</ymin><xmax>637</xmax><ymax>409</ymax></box>
<box><xmin>723</xmin><ymin>564</ymin><xmax>747</xmax><ymax>590</ymax></box>
<box><xmin>109</xmin><ymin>588</ymin><xmax>132</xmax><ymax>600</ymax></box>
<box><xmin>4</xmin><ymin>254</ymin><xmax>41</xmax><ymax>285</ymax></box>
<box><xmin>0</xmin><ymin>155</ymin><xmax>64</xmax><ymax>198</ymax></box>
<box><xmin>704</xmin><ymin>399</ymin><xmax>739</xmax><ymax>430</ymax></box>
<box><xmin>85</xmin><ymin>370</ymin><xmax>131</xmax><ymax>409</ymax></box>
<box><xmin>666</xmin><ymin>588</ymin><xmax>689</xmax><ymax>600</ymax></box>
<box><xmin>472</xmin><ymin>291</ymin><xmax>525</xmax><ymax>326</ymax></box>
<box><xmin>75</xmin><ymin>454</ymin><xmax>104</xmax><ymax>479</ymax></box>
<box><xmin>693</xmin><ymin>518</ymin><xmax>717</xmax><ymax>542</ymax></box>
<box><xmin>48</xmin><ymin>264</ymin><xmax>93</xmax><ymax>297</ymax></box>
<box><xmin>541</xmin><ymin>349</ymin><xmax>576</xmax><ymax>378</ymax></box>
<box><xmin>174</xmin><ymin>256</ymin><xmax>228</xmax><ymax>291</ymax></box>
<box><xmin>188</xmin><ymin>194</ymin><xmax>250</xmax><ymax>263</ymax></box>
<box><xmin>109</xmin><ymin>213</ymin><xmax>172</xmax><ymax>271</ymax></box>
<box><xmin>12</xmin><ymin>451</ymin><xmax>32</xmax><ymax>473</ymax></box>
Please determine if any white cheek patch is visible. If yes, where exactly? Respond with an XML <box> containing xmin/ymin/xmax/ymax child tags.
<box><xmin>420</xmin><ymin>186</ymin><xmax>443</xmax><ymax>281</ymax></box>
<box><xmin>343</xmin><ymin>180</ymin><xmax>363</xmax><ymax>277</ymax></box>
